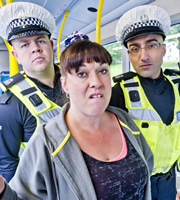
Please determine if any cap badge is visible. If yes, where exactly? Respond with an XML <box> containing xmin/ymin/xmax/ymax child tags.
<box><xmin>18</xmin><ymin>9</ymin><xmax>27</xmax><ymax>19</ymax></box>
<box><xmin>140</xmin><ymin>15</ymin><xmax>149</xmax><ymax>22</ymax></box>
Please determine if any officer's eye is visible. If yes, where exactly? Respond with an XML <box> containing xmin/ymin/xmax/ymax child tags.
<box><xmin>130</xmin><ymin>47</ymin><xmax>140</xmax><ymax>53</ymax></box>
<box><xmin>147</xmin><ymin>43</ymin><xmax>159</xmax><ymax>49</ymax></box>
<box><xmin>21</xmin><ymin>43</ymin><xmax>28</xmax><ymax>48</ymax></box>
<box><xmin>38</xmin><ymin>40</ymin><xmax>45</xmax><ymax>44</ymax></box>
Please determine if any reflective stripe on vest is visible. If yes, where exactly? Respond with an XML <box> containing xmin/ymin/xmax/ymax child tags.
<box><xmin>120</xmin><ymin>74</ymin><xmax>180</xmax><ymax>174</ymax></box>
<box><xmin>0</xmin><ymin>72</ymin><xmax>61</xmax><ymax>147</ymax></box>
<box><xmin>123</xmin><ymin>77</ymin><xmax>161</xmax><ymax>122</ymax></box>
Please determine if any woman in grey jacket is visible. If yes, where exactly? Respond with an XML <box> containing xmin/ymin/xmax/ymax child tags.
<box><xmin>0</xmin><ymin>40</ymin><xmax>153</xmax><ymax>200</ymax></box>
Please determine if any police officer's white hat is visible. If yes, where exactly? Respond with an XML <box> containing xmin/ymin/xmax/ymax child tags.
<box><xmin>0</xmin><ymin>2</ymin><xmax>55</xmax><ymax>43</ymax></box>
<box><xmin>116</xmin><ymin>5</ymin><xmax>171</xmax><ymax>47</ymax></box>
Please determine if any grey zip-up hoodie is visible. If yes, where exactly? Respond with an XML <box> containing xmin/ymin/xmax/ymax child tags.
<box><xmin>1</xmin><ymin>103</ymin><xmax>153</xmax><ymax>200</ymax></box>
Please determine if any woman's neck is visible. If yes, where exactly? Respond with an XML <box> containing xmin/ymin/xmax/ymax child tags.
<box><xmin>66</xmin><ymin>108</ymin><xmax>111</xmax><ymax>134</ymax></box>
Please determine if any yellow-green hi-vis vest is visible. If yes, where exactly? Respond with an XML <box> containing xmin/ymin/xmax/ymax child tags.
<box><xmin>119</xmin><ymin>72</ymin><xmax>180</xmax><ymax>175</ymax></box>
<box><xmin>0</xmin><ymin>71</ymin><xmax>61</xmax><ymax>148</ymax></box>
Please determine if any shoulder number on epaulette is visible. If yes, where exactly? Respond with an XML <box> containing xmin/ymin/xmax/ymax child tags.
<box><xmin>113</xmin><ymin>71</ymin><xmax>136</xmax><ymax>83</ymax></box>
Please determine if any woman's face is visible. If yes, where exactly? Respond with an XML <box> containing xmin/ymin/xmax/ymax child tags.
<box><xmin>61</xmin><ymin>61</ymin><xmax>112</xmax><ymax>117</ymax></box>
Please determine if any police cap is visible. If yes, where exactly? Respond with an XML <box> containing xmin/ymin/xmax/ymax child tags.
<box><xmin>115</xmin><ymin>5</ymin><xmax>171</xmax><ymax>47</ymax></box>
<box><xmin>0</xmin><ymin>2</ymin><xmax>55</xmax><ymax>43</ymax></box>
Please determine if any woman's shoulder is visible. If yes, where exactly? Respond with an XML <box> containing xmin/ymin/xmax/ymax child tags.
<box><xmin>107</xmin><ymin>105</ymin><xmax>140</xmax><ymax>133</ymax></box>
<box><xmin>107</xmin><ymin>105</ymin><xmax>130</xmax><ymax>120</ymax></box>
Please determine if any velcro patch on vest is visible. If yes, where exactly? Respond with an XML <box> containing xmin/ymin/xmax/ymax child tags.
<box><xmin>1</xmin><ymin>73</ymin><xmax>25</xmax><ymax>89</ymax></box>
<box><xmin>176</xmin><ymin>111</ymin><xmax>180</xmax><ymax>121</ymax></box>
<box><xmin>124</xmin><ymin>82</ymin><xmax>139</xmax><ymax>88</ymax></box>
<box><xmin>21</xmin><ymin>87</ymin><xmax>37</xmax><ymax>96</ymax></box>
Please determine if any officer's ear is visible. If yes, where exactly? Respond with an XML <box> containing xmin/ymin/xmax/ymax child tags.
<box><xmin>11</xmin><ymin>50</ymin><xmax>21</xmax><ymax>64</ymax></box>
<box><xmin>50</xmin><ymin>40</ymin><xmax>53</xmax><ymax>48</ymax></box>
<box><xmin>162</xmin><ymin>43</ymin><xmax>166</xmax><ymax>56</ymax></box>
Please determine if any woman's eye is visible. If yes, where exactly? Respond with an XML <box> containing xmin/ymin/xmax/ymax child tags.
<box><xmin>77</xmin><ymin>72</ymin><xmax>86</xmax><ymax>77</ymax></box>
<box><xmin>100</xmin><ymin>69</ymin><xmax>108</xmax><ymax>74</ymax></box>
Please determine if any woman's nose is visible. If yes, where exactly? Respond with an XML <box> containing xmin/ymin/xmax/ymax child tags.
<box><xmin>89</xmin><ymin>73</ymin><xmax>102</xmax><ymax>88</ymax></box>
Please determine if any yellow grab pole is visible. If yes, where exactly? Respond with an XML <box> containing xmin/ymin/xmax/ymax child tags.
<box><xmin>0</xmin><ymin>0</ymin><xmax>4</xmax><ymax>7</ymax></box>
<box><xmin>0</xmin><ymin>0</ymin><xmax>19</xmax><ymax>76</ymax></box>
<box><xmin>57</xmin><ymin>10</ymin><xmax>69</xmax><ymax>63</ymax></box>
<box><xmin>4</xmin><ymin>40</ymin><xmax>18</xmax><ymax>77</ymax></box>
<box><xmin>96</xmin><ymin>0</ymin><xmax>104</xmax><ymax>44</ymax></box>
<box><xmin>6</xmin><ymin>0</ymin><xmax>13</xmax><ymax>3</ymax></box>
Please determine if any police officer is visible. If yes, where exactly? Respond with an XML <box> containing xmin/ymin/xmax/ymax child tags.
<box><xmin>109</xmin><ymin>5</ymin><xmax>180</xmax><ymax>200</ymax></box>
<box><xmin>0</xmin><ymin>2</ymin><xmax>67</xmax><ymax>182</ymax></box>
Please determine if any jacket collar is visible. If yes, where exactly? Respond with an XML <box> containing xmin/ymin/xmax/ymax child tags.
<box><xmin>40</xmin><ymin>103</ymin><xmax>97</xmax><ymax>199</ymax></box>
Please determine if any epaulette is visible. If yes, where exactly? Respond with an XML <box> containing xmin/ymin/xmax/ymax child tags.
<box><xmin>0</xmin><ymin>90</ymin><xmax>13</xmax><ymax>104</ymax></box>
<box><xmin>0</xmin><ymin>72</ymin><xmax>25</xmax><ymax>91</ymax></box>
<box><xmin>164</xmin><ymin>69</ymin><xmax>180</xmax><ymax>87</ymax></box>
<box><xmin>164</xmin><ymin>69</ymin><xmax>180</xmax><ymax>76</ymax></box>
<box><xmin>113</xmin><ymin>71</ymin><xmax>136</xmax><ymax>83</ymax></box>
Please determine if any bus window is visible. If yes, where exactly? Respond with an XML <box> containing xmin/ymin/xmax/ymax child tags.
<box><xmin>162</xmin><ymin>23</ymin><xmax>180</xmax><ymax>70</ymax></box>
<box><xmin>0</xmin><ymin>71</ymin><xmax>9</xmax><ymax>96</ymax></box>
<box><xmin>104</xmin><ymin>42</ymin><xmax>123</xmax><ymax>85</ymax></box>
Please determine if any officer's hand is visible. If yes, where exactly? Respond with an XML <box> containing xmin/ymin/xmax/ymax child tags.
<box><xmin>0</xmin><ymin>176</ymin><xmax>5</xmax><ymax>194</ymax></box>
<box><xmin>176</xmin><ymin>191</ymin><xmax>180</xmax><ymax>200</ymax></box>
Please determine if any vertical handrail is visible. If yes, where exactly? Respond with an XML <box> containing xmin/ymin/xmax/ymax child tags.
<box><xmin>96</xmin><ymin>0</ymin><xmax>104</xmax><ymax>44</ymax></box>
<box><xmin>0</xmin><ymin>0</ymin><xmax>18</xmax><ymax>76</ymax></box>
<box><xmin>4</xmin><ymin>40</ymin><xmax>18</xmax><ymax>77</ymax></box>
<box><xmin>0</xmin><ymin>0</ymin><xmax>4</xmax><ymax>7</ymax></box>
<box><xmin>6</xmin><ymin>0</ymin><xmax>18</xmax><ymax>76</ymax></box>
<box><xmin>6</xmin><ymin>0</ymin><xmax>13</xmax><ymax>3</ymax></box>
<box><xmin>57</xmin><ymin>10</ymin><xmax>69</xmax><ymax>63</ymax></box>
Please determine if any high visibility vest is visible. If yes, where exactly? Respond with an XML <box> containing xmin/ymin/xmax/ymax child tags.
<box><xmin>0</xmin><ymin>71</ymin><xmax>61</xmax><ymax>148</ymax></box>
<box><xmin>119</xmin><ymin>72</ymin><xmax>180</xmax><ymax>174</ymax></box>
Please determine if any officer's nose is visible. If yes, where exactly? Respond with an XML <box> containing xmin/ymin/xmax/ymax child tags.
<box><xmin>32</xmin><ymin>42</ymin><xmax>42</xmax><ymax>54</ymax></box>
<box><xmin>140</xmin><ymin>48</ymin><xmax>150</xmax><ymax>61</ymax></box>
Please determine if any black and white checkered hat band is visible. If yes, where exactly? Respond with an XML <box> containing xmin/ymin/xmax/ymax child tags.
<box><xmin>7</xmin><ymin>17</ymin><xmax>50</xmax><ymax>41</ymax></box>
<box><xmin>123</xmin><ymin>20</ymin><xmax>163</xmax><ymax>40</ymax></box>
<box><xmin>9</xmin><ymin>30</ymin><xmax>50</xmax><ymax>41</ymax></box>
